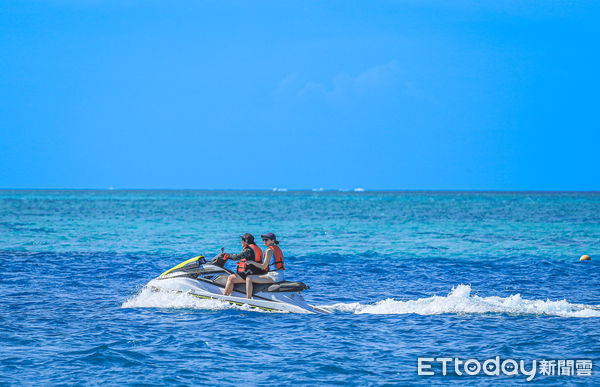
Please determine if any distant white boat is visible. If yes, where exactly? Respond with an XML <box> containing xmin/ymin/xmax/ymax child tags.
<box><xmin>354</xmin><ymin>188</ymin><xmax>365</xmax><ymax>192</ymax></box>
<box><xmin>272</xmin><ymin>187</ymin><xmax>288</xmax><ymax>192</ymax></box>
<box><xmin>312</xmin><ymin>188</ymin><xmax>324</xmax><ymax>192</ymax></box>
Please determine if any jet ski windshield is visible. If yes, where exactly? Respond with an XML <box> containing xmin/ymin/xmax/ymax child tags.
<box><xmin>159</xmin><ymin>255</ymin><xmax>228</xmax><ymax>279</ymax></box>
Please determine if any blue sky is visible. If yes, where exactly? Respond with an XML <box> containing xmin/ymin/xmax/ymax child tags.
<box><xmin>1</xmin><ymin>1</ymin><xmax>598</xmax><ymax>190</ymax></box>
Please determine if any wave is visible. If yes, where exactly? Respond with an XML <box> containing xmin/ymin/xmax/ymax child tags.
<box><xmin>121</xmin><ymin>287</ymin><xmax>265</xmax><ymax>312</ymax></box>
<box><xmin>320</xmin><ymin>284</ymin><xmax>600</xmax><ymax>318</ymax></box>
<box><xmin>123</xmin><ymin>284</ymin><xmax>600</xmax><ymax>317</ymax></box>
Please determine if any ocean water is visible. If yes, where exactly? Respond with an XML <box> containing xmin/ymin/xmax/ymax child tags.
<box><xmin>1</xmin><ymin>190</ymin><xmax>599</xmax><ymax>385</ymax></box>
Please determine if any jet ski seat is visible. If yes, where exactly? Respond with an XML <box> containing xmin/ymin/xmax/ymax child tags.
<box><xmin>211</xmin><ymin>275</ymin><xmax>308</xmax><ymax>295</ymax></box>
<box><xmin>265</xmin><ymin>281</ymin><xmax>310</xmax><ymax>292</ymax></box>
<box><xmin>208</xmin><ymin>276</ymin><xmax>308</xmax><ymax>295</ymax></box>
<box><xmin>230</xmin><ymin>281</ymin><xmax>309</xmax><ymax>295</ymax></box>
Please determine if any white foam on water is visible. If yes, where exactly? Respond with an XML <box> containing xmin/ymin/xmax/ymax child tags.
<box><xmin>123</xmin><ymin>284</ymin><xmax>600</xmax><ymax>317</ymax></box>
<box><xmin>121</xmin><ymin>286</ymin><xmax>264</xmax><ymax>312</ymax></box>
<box><xmin>320</xmin><ymin>284</ymin><xmax>600</xmax><ymax>318</ymax></box>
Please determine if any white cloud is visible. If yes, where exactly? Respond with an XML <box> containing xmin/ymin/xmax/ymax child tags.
<box><xmin>275</xmin><ymin>60</ymin><xmax>405</xmax><ymax>101</ymax></box>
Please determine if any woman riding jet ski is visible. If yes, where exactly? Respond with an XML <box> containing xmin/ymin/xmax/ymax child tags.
<box><xmin>146</xmin><ymin>234</ymin><xmax>327</xmax><ymax>313</ymax></box>
<box><xmin>244</xmin><ymin>232</ymin><xmax>286</xmax><ymax>298</ymax></box>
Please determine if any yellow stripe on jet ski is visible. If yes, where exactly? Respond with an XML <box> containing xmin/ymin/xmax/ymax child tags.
<box><xmin>160</xmin><ymin>256</ymin><xmax>204</xmax><ymax>277</ymax></box>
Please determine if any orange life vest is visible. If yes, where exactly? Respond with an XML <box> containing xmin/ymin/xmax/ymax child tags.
<box><xmin>266</xmin><ymin>245</ymin><xmax>285</xmax><ymax>272</ymax></box>
<box><xmin>236</xmin><ymin>244</ymin><xmax>263</xmax><ymax>273</ymax></box>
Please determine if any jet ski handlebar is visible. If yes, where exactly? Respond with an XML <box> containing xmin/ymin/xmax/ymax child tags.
<box><xmin>210</xmin><ymin>254</ymin><xmax>227</xmax><ymax>268</ymax></box>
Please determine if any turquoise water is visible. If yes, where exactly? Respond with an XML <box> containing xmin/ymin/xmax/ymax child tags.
<box><xmin>1</xmin><ymin>190</ymin><xmax>599</xmax><ymax>385</ymax></box>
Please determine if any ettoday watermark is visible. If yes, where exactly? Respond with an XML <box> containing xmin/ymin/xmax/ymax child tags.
<box><xmin>417</xmin><ymin>357</ymin><xmax>592</xmax><ymax>381</ymax></box>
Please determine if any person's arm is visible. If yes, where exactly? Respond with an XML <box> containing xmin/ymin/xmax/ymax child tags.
<box><xmin>247</xmin><ymin>248</ymin><xmax>271</xmax><ymax>271</ymax></box>
<box><xmin>225</xmin><ymin>248</ymin><xmax>252</xmax><ymax>261</ymax></box>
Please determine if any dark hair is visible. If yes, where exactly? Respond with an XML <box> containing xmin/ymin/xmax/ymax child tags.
<box><xmin>241</xmin><ymin>233</ymin><xmax>255</xmax><ymax>244</ymax></box>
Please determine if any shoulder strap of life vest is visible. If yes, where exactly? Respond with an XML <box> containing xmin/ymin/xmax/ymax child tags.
<box><xmin>236</xmin><ymin>244</ymin><xmax>264</xmax><ymax>273</ymax></box>
<box><xmin>267</xmin><ymin>245</ymin><xmax>285</xmax><ymax>271</ymax></box>
<box><xmin>247</xmin><ymin>244</ymin><xmax>263</xmax><ymax>263</ymax></box>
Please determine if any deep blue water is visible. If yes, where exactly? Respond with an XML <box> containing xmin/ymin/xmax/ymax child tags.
<box><xmin>1</xmin><ymin>190</ymin><xmax>599</xmax><ymax>385</ymax></box>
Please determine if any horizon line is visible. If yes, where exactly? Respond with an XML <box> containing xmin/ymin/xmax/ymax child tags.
<box><xmin>0</xmin><ymin>188</ymin><xmax>599</xmax><ymax>193</ymax></box>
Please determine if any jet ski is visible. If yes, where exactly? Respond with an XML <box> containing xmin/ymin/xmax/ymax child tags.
<box><xmin>147</xmin><ymin>255</ymin><xmax>328</xmax><ymax>314</ymax></box>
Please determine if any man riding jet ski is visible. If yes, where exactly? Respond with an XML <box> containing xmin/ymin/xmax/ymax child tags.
<box><xmin>215</xmin><ymin>233</ymin><xmax>265</xmax><ymax>296</ymax></box>
<box><xmin>146</xmin><ymin>234</ymin><xmax>327</xmax><ymax>313</ymax></box>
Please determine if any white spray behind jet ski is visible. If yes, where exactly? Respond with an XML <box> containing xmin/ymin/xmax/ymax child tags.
<box><xmin>147</xmin><ymin>255</ymin><xmax>328</xmax><ymax>313</ymax></box>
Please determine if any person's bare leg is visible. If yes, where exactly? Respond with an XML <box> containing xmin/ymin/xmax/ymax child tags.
<box><xmin>223</xmin><ymin>274</ymin><xmax>235</xmax><ymax>295</ymax></box>
<box><xmin>246</xmin><ymin>275</ymin><xmax>255</xmax><ymax>299</ymax></box>
<box><xmin>224</xmin><ymin>274</ymin><xmax>244</xmax><ymax>296</ymax></box>
<box><xmin>245</xmin><ymin>275</ymin><xmax>274</xmax><ymax>299</ymax></box>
